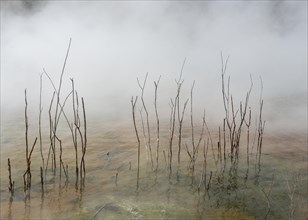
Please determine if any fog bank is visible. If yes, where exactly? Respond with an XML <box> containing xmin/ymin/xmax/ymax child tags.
<box><xmin>1</xmin><ymin>1</ymin><xmax>307</xmax><ymax>133</ymax></box>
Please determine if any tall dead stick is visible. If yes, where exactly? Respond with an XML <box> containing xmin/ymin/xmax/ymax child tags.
<box><xmin>23</xmin><ymin>91</ymin><xmax>37</xmax><ymax>193</ymax></box>
<box><xmin>257</xmin><ymin>77</ymin><xmax>265</xmax><ymax>167</ymax></box>
<box><xmin>131</xmin><ymin>96</ymin><xmax>140</xmax><ymax>190</ymax></box>
<box><xmin>190</xmin><ymin>81</ymin><xmax>196</xmax><ymax>154</ymax></box>
<box><xmin>39</xmin><ymin>74</ymin><xmax>44</xmax><ymax>172</ymax></box>
<box><xmin>154</xmin><ymin>76</ymin><xmax>161</xmax><ymax>170</ymax></box>
<box><xmin>169</xmin><ymin>97</ymin><xmax>176</xmax><ymax>173</ymax></box>
<box><xmin>137</xmin><ymin>73</ymin><xmax>153</xmax><ymax>169</ymax></box>
<box><xmin>52</xmin><ymin>38</ymin><xmax>72</xmax><ymax>174</ymax></box>
<box><xmin>176</xmin><ymin>59</ymin><xmax>186</xmax><ymax>165</ymax></box>
<box><xmin>45</xmin><ymin>92</ymin><xmax>55</xmax><ymax>176</ymax></box>
<box><xmin>71</xmin><ymin>79</ymin><xmax>79</xmax><ymax>179</ymax></box>
<box><xmin>80</xmin><ymin>97</ymin><xmax>87</xmax><ymax>180</ymax></box>
<box><xmin>178</xmin><ymin>98</ymin><xmax>188</xmax><ymax>165</ymax></box>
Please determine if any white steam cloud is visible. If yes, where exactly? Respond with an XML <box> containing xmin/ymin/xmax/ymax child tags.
<box><xmin>1</xmin><ymin>1</ymin><xmax>307</xmax><ymax>132</ymax></box>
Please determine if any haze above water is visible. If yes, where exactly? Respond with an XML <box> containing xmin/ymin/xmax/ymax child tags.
<box><xmin>1</xmin><ymin>1</ymin><xmax>307</xmax><ymax>132</ymax></box>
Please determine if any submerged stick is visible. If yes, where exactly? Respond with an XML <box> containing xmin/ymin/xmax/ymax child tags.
<box><xmin>218</xmin><ymin>126</ymin><xmax>222</xmax><ymax>164</ymax></box>
<box><xmin>40</xmin><ymin>166</ymin><xmax>44</xmax><ymax>190</ymax></box>
<box><xmin>91</xmin><ymin>204</ymin><xmax>107</xmax><ymax>220</ymax></box>
<box><xmin>261</xmin><ymin>174</ymin><xmax>274</xmax><ymax>219</ymax></box>
<box><xmin>163</xmin><ymin>150</ymin><xmax>167</xmax><ymax>168</ymax></box>
<box><xmin>223</xmin><ymin>119</ymin><xmax>226</xmax><ymax>161</ymax></box>
<box><xmin>206</xmin><ymin>171</ymin><xmax>213</xmax><ymax>191</ymax></box>
<box><xmin>8</xmin><ymin>158</ymin><xmax>14</xmax><ymax>195</ymax></box>
<box><xmin>286</xmin><ymin>171</ymin><xmax>301</xmax><ymax>220</ymax></box>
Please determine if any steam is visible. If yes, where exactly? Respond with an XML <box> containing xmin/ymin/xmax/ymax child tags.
<box><xmin>1</xmin><ymin>1</ymin><xmax>307</xmax><ymax>132</ymax></box>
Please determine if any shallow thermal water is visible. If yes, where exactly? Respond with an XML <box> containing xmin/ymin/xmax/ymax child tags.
<box><xmin>0</xmin><ymin>117</ymin><xmax>307</xmax><ymax>220</ymax></box>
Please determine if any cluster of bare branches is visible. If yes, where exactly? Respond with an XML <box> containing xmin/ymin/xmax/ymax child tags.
<box><xmin>261</xmin><ymin>173</ymin><xmax>275</xmax><ymax>219</ymax></box>
<box><xmin>132</xmin><ymin>59</ymin><xmax>194</xmax><ymax>177</ymax></box>
<box><xmin>43</xmin><ymin>40</ymin><xmax>87</xmax><ymax>190</ymax></box>
<box><xmin>168</xmin><ymin>59</ymin><xmax>189</xmax><ymax>173</ymax></box>
<box><xmin>185</xmin><ymin>83</ymin><xmax>206</xmax><ymax>180</ymax></box>
<box><xmin>132</xmin><ymin>59</ymin><xmax>214</xmax><ymax>187</ymax></box>
<box><xmin>286</xmin><ymin>171</ymin><xmax>301</xmax><ymax>220</ymax></box>
<box><xmin>221</xmin><ymin>54</ymin><xmax>253</xmax><ymax>164</ymax></box>
<box><xmin>197</xmin><ymin>139</ymin><xmax>209</xmax><ymax>191</ymax></box>
<box><xmin>131</xmin><ymin>55</ymin><xmax>266</xmax><ymax>195</ymax></box>
<box><xmin>67</xmin><ymin>78</ymin><xmax>87</xmax><ymax>188</ymax></box>
<box><xmin>8</xmin><ymin>39</ymin><xmax>88</xmax><ymax>197</ymax></box>
<box><xmin>175</xmin><ymin>62</ymin><xmax>188</xmax><ymax>167</ymax></box>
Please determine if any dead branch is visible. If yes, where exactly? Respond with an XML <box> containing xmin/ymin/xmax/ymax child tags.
<box><xmin>154</xmin><ymin>76</ymin><xmax>161</xmax><ymax>170</ymax></box>
<box><xmin>38</xmin><ymin>73</ymin><xmax>44</xmax><ymax>174</ymax></box>
<box><xmin>8</xmin><ymin>158</ymin><xmax>14</xmax><ymax>195</ymax></box>
<box><xmin>137</xmin><ymin>73</ymin><xmax>153</xmax><ymax>169</ymax></box>
<box><xmin>131</xmin><ymin>96</ymin><xmax>140</xmax><ymax>190</ymax></box>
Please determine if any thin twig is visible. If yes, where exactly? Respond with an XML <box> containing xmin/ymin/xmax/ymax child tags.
<box><xmin>131</xmin><ymin>96</ymin><xmax>140</xmax><ymax>190</ymax></box>
<box><xmin>91</xmin><ymin>204</ymin><xmax>107</xmax><ymax>219</ymax></box>
<box><xmin>154</xmin><ymin>76</ymin><xmax>161</xmax><ymax>170</ymax></box>
<box><xmin>137</xmin><ymin>73</ymin><xmax>153</xmax><ymax>169</ymax></box>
